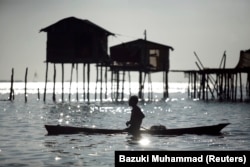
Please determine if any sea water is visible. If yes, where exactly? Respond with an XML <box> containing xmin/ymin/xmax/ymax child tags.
<box><xmin>0</xmin><ymin>82</ymin><xmax>249</xmax><ymax>167</ymax></box>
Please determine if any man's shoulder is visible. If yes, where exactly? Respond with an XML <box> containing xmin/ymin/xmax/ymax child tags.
<box><xmin>133</xmin><ymin>106</ymin><xmax>141</xmax><ymax>111</ymax></box>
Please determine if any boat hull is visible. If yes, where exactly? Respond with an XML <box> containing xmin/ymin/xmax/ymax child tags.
<box><xmin>45</xmin><ymin>123</ymin><xmax>230</xmax><ymax>136</ymax></box>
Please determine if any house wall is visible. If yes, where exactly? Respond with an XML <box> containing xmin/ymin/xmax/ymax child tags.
<box><xmin>110</xmin><ymin>40</ymin><xmax>171</xmax><ymax>72</ymax></box>
<box><xmin>46</xmin><ymin>31</ymin><xmax>109</xmax><ymax>64</ymax></box>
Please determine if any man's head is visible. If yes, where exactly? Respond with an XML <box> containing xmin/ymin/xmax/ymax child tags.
<box><xmin>129</xmin><ymin>95</ymin><xmax>138</xmax><ymax>106</ymax></box>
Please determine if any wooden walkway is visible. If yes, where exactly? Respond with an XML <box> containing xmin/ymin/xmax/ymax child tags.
<box><xmin>172</xmin><ymin>68</ymin><xmax>250</xmax><ymax>101</ymax></box>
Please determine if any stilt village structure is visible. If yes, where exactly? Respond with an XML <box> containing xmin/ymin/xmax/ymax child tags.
<box><xmin>40</xmin><ymin>17</ymin><xmax>174</xmax><ymax>102</ymax></box>
<box><xmin>172</xmin><ymin>50</ymin><xmax>250</xmax><ymax>101</ymax></box>
<box><xmin>6</xmin><ymin>17</ymin><xmax>250</xmax><ymax>102</ymax></box>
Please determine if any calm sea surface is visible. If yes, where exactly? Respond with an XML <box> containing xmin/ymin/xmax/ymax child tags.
<box><xmin>0</xmin><ymin>82</ymin><xmax>249</xmax><ymax>167</ymax></box>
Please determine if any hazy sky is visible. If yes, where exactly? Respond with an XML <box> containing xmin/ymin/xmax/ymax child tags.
<box><xmin>0</xmin><ymin>0</ymin><xmax>250</xmax><ymax>82</ymax></box>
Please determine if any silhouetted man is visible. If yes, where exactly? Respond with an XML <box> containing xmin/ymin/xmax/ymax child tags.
<box><xmin>126</xmin><ymin>96</ymin><xmax>145</xmax><ymax>138</ymax></box>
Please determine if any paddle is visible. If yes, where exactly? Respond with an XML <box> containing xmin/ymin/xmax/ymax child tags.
<box><xmin>141</xmin><ymin>126</ymin><xmax>149</xmax><ymax>130</ymax></box>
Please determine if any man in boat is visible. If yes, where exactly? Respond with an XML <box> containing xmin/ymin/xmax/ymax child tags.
<box><xmin>126</xmin><ymin>96</ymin><xmax>145</xmax><ymax>137</ymax></box>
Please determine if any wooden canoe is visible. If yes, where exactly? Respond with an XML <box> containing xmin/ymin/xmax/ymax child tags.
<box><xmin>45</xmin><ymin>123</ymin><xmax>230</xmax><ymax>136</ymax></box>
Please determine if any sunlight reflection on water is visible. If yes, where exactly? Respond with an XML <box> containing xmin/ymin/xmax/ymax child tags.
<box><xmin>0</xmin><ymin>82</ymin><xmax>249</xmax><ymax>166</ymax></box>
<box><xmin>138</xmin><ymin>137</ymin><xmax>151</xmax><ymax>146</ymax></box>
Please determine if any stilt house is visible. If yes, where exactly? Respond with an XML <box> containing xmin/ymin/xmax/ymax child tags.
<box><xmin>110</xmin><ymin>39</ymin><xmax>174</xmax><ymax>71</ymax></box>
<box><xmin>110</xmin><ymin>39</ymin><xmax>174</xmax><ymax>99</ymax></box>
<box><xmin>40</xmin><ymin>17</ymin><xmax>114</xmax><ymax>102</ymax></box>
<box><xmin>40</xmin><ymin>17</ymin><xmax>114</xmax><ymax>63</ymax></box>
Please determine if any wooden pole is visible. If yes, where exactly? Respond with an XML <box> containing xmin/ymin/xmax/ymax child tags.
<box><xmin>231</xmin><ymin>74</ymin><xmax>234</xmax><ymax>101</ymax></box>
<box><xmin>224</xmin><ymin>73</ymin><xmax>227</xmax><ymax>100</ymax></box>
<box><xmin>142</xmin><ymin>72</ymin><xmax>147</xmax><ymax>99</ymax></box>
<box><xmin>52</xmin><ymin>64</ymin><xmax>56</xmax><ymax>102</ymax></box>
<box><xmin>202</xmin><ymin>73</ymin><xmax>205</xmax><ymax>100</ymax></box>
<box><xmin>239</xmin><ymin>72</ymin><xmax>243</xmax><ymax>102</ymax></box>
<box><xmin>87</xmin><ymin>63</ymin><xmax>90</xmax><ymax>102</ymax></box>
<box><xmin>190</xmin><ymin>72</ymin><xmax>193</xmax><ymax>98</ymax></box>
<box><xmin>100</xmin><ymin>64</ymin><xmax>103</xmax><ymax>101</ymax></box>
<box><xmin>37</xmin><ymin>88</ymin><xmax>40</xmax><ymax>100</ymax></box>
<box><xmin>121</xmin><ymin>70</ymin><xmax>125</xmax><ymax>101</ymax></box>
<box><xmin>76</xmin><ymin>64</ymin><xmax>79</xmax><ymax>102</ymax></box>
<box><xmin>246</xmin><ymin>72</ymin><xmax>250</xmax><ymax>98</ymax></box>
<box><xmin>111</xmin><ymin>70</ymin><xmax>114</xmax><ymax>100</ymax></box>
<box><xmin>105</xmin><ymin>66</ymin><xmax>108</xmax><ymax>99</ymax></box>
<box><xmin>220</xmin><ymin>73</ymin><xmax>224</xmax><ymax>100</ymax></box>
<box><xmin>216</xmin><ymin>73</ymin><xmax>220</xmax><ymax>99</ymax></box>
<box><xmin>83</xmin><ymin>63</ymin><xmax>86</xmax><ymax>101</ymax></box>
<box><xmin>187</xmin><ymin>72</ymin><xmax>190</xmax><ymax>97</ymax></box>
<box><xmin>9</xmin><ymin>68</ymin><xmax>14</xmax><ymax>101</ymax></box>
<box><xmin>164</xmin><ymin>71</ymin><xmax>169</xmax><ymax>99</ymax></box>
<box><xmin>69</xmin><ymin>63</ymin><xmax>74</xmax><ymax>102</ymax></box>
<box><xmin>116</xmin><ymin>71</ymin><xmax>119</xmax><ymax>101</ymax></box>
<box><xmin>246</xmin><ymin>73</ymin><xmax>249</xmax><ymax>97</ymax></box>
<box><xmin>206</xmin><ymin>73</ymin><xmax>209</xmax><ymax>100</ymax></box>
<box><xmin>24</xmin><ymin>67</ymin><xmax>28</xmax><ymax>103</ymax></box>
<box><xmin>234</xmin><ymin>73</ymin><xmax>238</xmax><ymax>101</ymax></box>
<box><xmin>61</xmin><ymin>63</ymin><xmax>64</xmax><ymax>102</ymax></box>
<box><xmin>128</xmin><ymin>71</ymin><xmax>131</xmax><ymax>97</ymax></box>
<box><xmin>148</xmin><ymin>72</ymin><xmax>153</xmax><ymax>101</ymax></box>
<box><xmin>138</xmin><ymin>71</ymin><xmax>142</xmax><ymax>99</ymax></box>
<box><xmin>95</xmin><ymin>65</ymin><xmax>99</xmax><ymax>101</ymax></box>
<box><xmin>43</xmin><ymin>62</ymin><xmax>48</xmax><ymax>102</ymax></box>
<box><xmin>194</xmin><ymin>72</ymin><xmax>197</xmax><ymax>98</ymax></box>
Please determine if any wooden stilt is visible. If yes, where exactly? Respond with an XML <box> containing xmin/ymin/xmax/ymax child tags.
<box><xmin>164</xmin><ymin>71</ymin><xmax>169</xmax><ymax>99</ymax></box>
<box><xmin>37</xmin><ymin>88</ymin><xmax>40</xmax><ymax>100</ymax></box>
<box><xmin>231</xmin><ymin>74</ymin><xmax>234</xmax><ymax>101</ymax></box>
<box><xmin>69</xmin><ymin>63</ymin><xmax>74</xmax><ymax>102</ymax></box>
<box><xmin>24</xmin><ymin>67</ymin><xmax>28</xmax><ymax>103</ymax></box>
<box><xmin>190</xmin><ymin>72</ymin><xmax>193</xmax><ymax>98</ymax></box>
<box><xmin>194</xmin><ymin>72</ymin><xmax>197</xmax><ymax>98</ymax></box>
<box><xmin>223</xmin><ymin>73</ymin><xmax>227</xmax><ymax>99</ymax></box>
<box><xmin>121</xmin><ymin>70</ymin><xmax>125</xmax><ymax>101</ymax></box>
<box><xmin>116</xmin><ymin>71</ymin><xmax>119</xmax><ymax>101</ymax></box>
<box><xmin>216</xmin><ymin>73</ymin><xmax>220</xmax><ymax>99</ymax></box>
<box><xmin>202</xmin><ymin>73</ymin><xmax>205</xmax><ymax>100</ymax></box>
<box><xmin>206</xmin><ymin>74</ymin><xmax>209</xmax><ymax>101</ymax></box>
<box><xmin>227</xmin><ymin>73</ymin><xmax>230</xmax><ymax>100</ymax></box>
<box><xmin>142</xmin><ymin>72</ymin><xmax>147</xmax><ymax>99</ymax></box>
<box><xmin>246</xmin><ymin>72</ymin><xmax>250</xmax><ymax>98</ymax></box>
<box><xmin>221</xmin><ymin>73</ymin><xmax>224</xmax><ymax>100</ymax></box>
<box><xmin>83</xmin><ymin>63</ymin><xmax>86</xmax><ymax>101</ymax></box>
<box><xmin>9</xmin><ymin>68</ymin><xmax>14</xmax><ymax>101</ymax></box>
<box><xmin>61</xmin><ymin>63</ymin><xmax>64</xmax><ymax>102</ymax></box>
<box><xmin>148</xmin><ymin>72</ymin><xmax>153</xmax><ymax>101</ymax></box>
<box><xmin>87</xmin><ymin>63</ymin><xmax>90</xmax><ymax>102</ymax></box>
<box><xmin>138</xmin><ymin>71</ymin><xmax>142</xmax><ymax>99</ymax></box>
<box><xmin>105</xmin><ymin>66</ymin><xmax>108</xmax><ymax>99</ymax></box>
<box><xmin>95</xmin><ymin>65</ymin><xmax>99</xmax><ymax>101</ymax></box>
<box><xmin>198</xmin><ymin>72</ymin><xmax>202</xmax><ymax>99</ymax></box>
<box><xmin>239</xmin><ymin>72</ymin><xmax>243</xmax><ymax>102</ymax></box>
<box><xmin>76</xmin><ymin>64</ymin><xmax>79</xmax><ymax>102</ymax></box>
<box><xmin>234</xmin><ymin>73</ymin><xmax>238</xmax><ymax>101</ymax></box>
<box><xmin>111</xmin><ymin>70</ymin><xmax>114</xmax><ymax>101</ymax></box>
<box><xmin>128</xmin><ymin>71</ymin><xmax>131</xmax><ymax>97</ymax></box>
<box><xmin>52</xmin><ymin>64</ymin><xmax>56</xmax><ymax>102</ymax></box>
<box><xmin>247</xmin><ymin>73</ymin><xmax>250</xmax><ymax>98</ymax></box>
<box><xmin>187</xmin><ymin>72</ymin><xmax>190</xmax><ymax>97</ymax></box>
<box><xmin>100</xmin><ymin>64</ymin><xmax>103</xmax><ymax>101</ymax></box>
<box><xmin>43</xmin><ymin>63</ymin><xmax>48</xmax><ymax>102</ymax></box>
